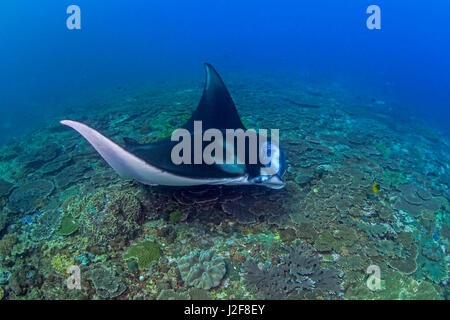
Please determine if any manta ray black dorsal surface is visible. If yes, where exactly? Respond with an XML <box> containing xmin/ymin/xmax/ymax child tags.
<box><xmin>183</xmin><ymin>63</ymin><xmax>245</xmax><ymax>131</ymax></box>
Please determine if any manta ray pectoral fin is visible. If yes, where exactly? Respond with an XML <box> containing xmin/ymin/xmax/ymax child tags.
<box><xmin>60</xmin><ymin>120</ymin><xmax>245</xmax><ymax>187</ymax></box>
<box><xmin>60</xmin><ymin>120</ymin><xmax>161</xmax><ymax>181</ymax></box>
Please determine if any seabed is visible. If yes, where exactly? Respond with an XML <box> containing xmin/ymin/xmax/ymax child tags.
<box><xmin>0</xmin><ymin>73</ymin><xmax>448</xmax><ymax>300</ymax></box>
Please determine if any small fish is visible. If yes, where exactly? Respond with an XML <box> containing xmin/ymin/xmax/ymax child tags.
<box><xmin>372</xmin><ymin>183</ymin><xmax>381</xmax><ymax>194</ymax></box>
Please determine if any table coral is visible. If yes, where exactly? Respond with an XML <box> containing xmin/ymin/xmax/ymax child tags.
<box><xmin>39</xmin><ymin>154</ymin><xmax>71</xmax><ymax>175</ymax></box>
<box><xmin>8</xmin><ymin>179</ymin><xmax>54</xmax><ymax>213</ymax></box>
<box><xmin>54</xmin><ymin>163</ymin><xmax>90</xmax><ymax>189</ymax></box>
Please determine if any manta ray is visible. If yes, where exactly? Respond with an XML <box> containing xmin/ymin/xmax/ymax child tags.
<box><xmin>61</xmin><ymin>63</ymin><xmax>286</xmax><ymax>189</ymax></box>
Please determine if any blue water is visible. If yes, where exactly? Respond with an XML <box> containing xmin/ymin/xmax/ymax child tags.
<box><xmin>0</xmin><ymin>0</ymin><xmax>449</xmax><ymax>145</ymax></box>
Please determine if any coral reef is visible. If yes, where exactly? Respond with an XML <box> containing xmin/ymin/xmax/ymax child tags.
<box><xmin>51</xmin><ymin>253</ymin><xmax>75</xmax><ymax>274</ymax></box>
<box><xmin>0</xmin><ymin>267</ymin><xmax>11</xmax><ymax>285</ymax></box>
<box><xmin>0</xmin><ymin>234</ymin><xmax>17</xmax><ymax>258</ymax></box>
<box><xmin>79</xmin><ymin>189</ymin><xmax>143</xmax><ymax>246</ymax></box>
<box><xmin>123</xmin><ymin>240</ymin><xmax>162</xmax><ymax>270</ymax></box>
<box><xmin>393</xmin><ymin>183</ymin><xmax>442</xmax><ymax>218</ymax></box>
<box><xmin>56</xmin><ymin>215</ymin><xmax>78</xmax><ymax>236</ymax></box>
<box><xmin>0</xmin><ymin>179</ymin><xmax>13</xmax><ymax>198</ymax></box>
<box><xmin>39</xmin><ymin>154</ymin><xmax>71</xmax><ymax>175</ymax></box>
<box><xmin>243</xmin><ymin>241</ymin><xmax>342</xmax><ymax>299</ymax></box>
<box><xmin>86</xmin><ymin>265</ymin><xmax>126</xmax><ymax>299</ymax></box>
<box><xmin>178</xmin><ymin>250</ymin><xmax>226</xmax><ymax>290</ymax></box>
<box><xmin>0</xmin><ymin>212</ymin><xmax>8</xmax><ymax>233</ymax></box>
<box><xmin>346</xmin><ymin>270</ymin><xmax>443</xmax><ymax>300</ymax></box>
<box><xmin>8</xmin><ymin>179</ymin><xmax>54</xmax><ymax>213</ymax></box>
<box><xmin>54</xmin><ymin>164</ymin><xmax>90</xmax><ymax>189</ymax></box>
<box><xmin>8</xmin><ymin>265</ymin><xmax>44</xmax><ymax>297</ymax></box>
<box><xmin>156</xmin><ymin>289</ymin><xmax>190</xmax><ymax>300</ymax></box>
<box><xmin>30</xmin><ymin>211</ymin><xmax>60</xmax><ymax>241</ymax></box>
